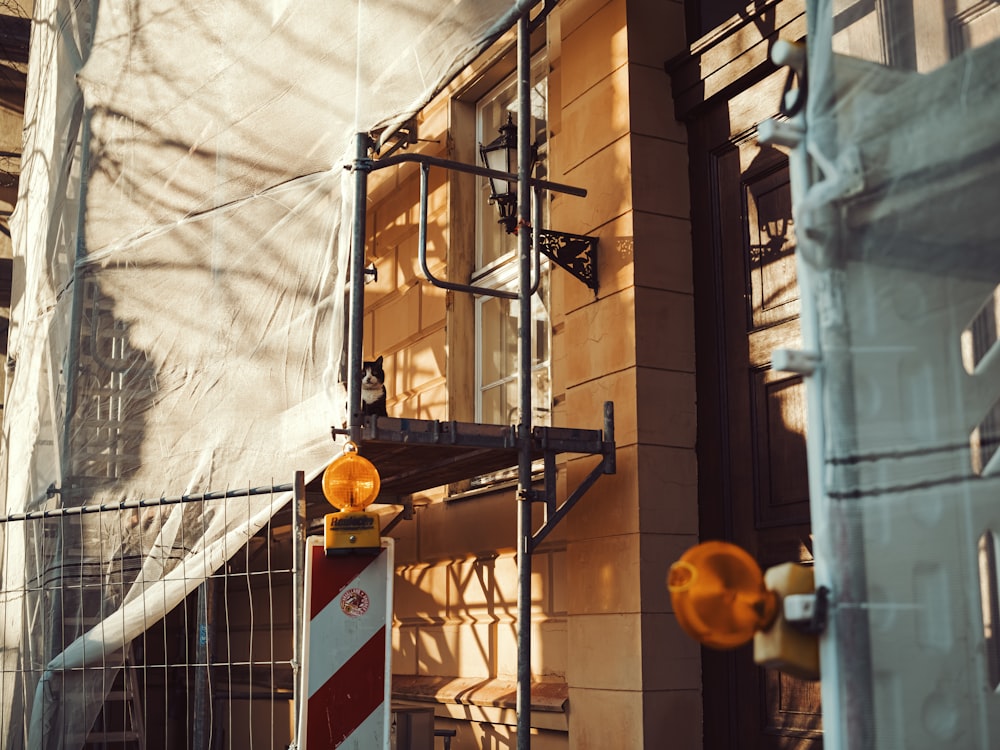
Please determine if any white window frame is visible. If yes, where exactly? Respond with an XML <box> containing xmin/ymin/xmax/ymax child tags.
<box><xmin>474</xmin><ymin>263</ymin><xmax>551</xmax><ymax>426</ymax></box>
<box><xmin>473</xmin><ymin>56</ymin><xmax>550</xmax><ymax>428</ymax></box>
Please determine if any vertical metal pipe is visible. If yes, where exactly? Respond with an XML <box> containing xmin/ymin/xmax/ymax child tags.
<box><xmin>292</xmin><ymin>471</ymin><xmax>307</xmax><ymax>746</ymax></box>
<box><xmin>347</xmin><ymin>133</ymin><xmax>371</xmax><ymax>443</ymax></box>
<box><xmin>603</xmin><ymin>401</ymin><xmax>615</xmax><ymax>473</ymax></box>
<box><xmin>419</xmin><ymin>164</ymin><xmax>430</xmax><ymax>273</ymax></box>
<box><xmin>191</xmin><ymin>577</ymin><xmax>214</xmax><ymax>749</ymax></box>
<box><xmin>799</xmin><ymin>8</ymin><xmax>875</xmax><ymax>747</ymax></box>
<box><xmin>823</xmin><ymin>286</ymin><xmax>874</xmax><ymax>750</ymax></box>
<box><xmin>61</xmin><ymin>107</ymin><xmax>90</xmax><ymax>498</ymax></box>
<box><xmin>515</xmin><ymin>11</ymin><xmax>533</xmax><ymax>750</ymax></box>
<box><xmin>36</xmin><ymin>94</ymin><xmax>94</xmax><ymax>747</ymax></box>
<box><xmin>45</xmin><ymin>99</ymin><xmax>93</xmax><ymax>687</ymax></box>
<box><xmin>60</xmin><ymin>0</ymin><xmax>99</xmax><ymax>500</ymax></box>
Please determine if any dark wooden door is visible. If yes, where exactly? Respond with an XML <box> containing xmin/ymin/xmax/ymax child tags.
<box><xmin>690</xmin><ymin>69</ymin><xmax>822</xmax><ymax>749</ymax></box>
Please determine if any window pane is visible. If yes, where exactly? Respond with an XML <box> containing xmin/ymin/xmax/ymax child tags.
<box><xmin>532</xmin><ymin>368</ymin><xmax>551</xmax><ymax>426</ymax></box>
<box><xmin>476</xmin><ymin>266</ymin><xmax>551</xmax><ymax>425</ymax></box>
<box><xmin>502</xmin><ymin>300</ymin><xmax>518</xmax><ymax>378</ymax></box>
<box><xmin>481</xmin><ymin>379</ymin><xmax>519</xmax><ymax>426</ymax></box>
<box><xmin>480</xmin><ymin>295</ymin><xmax>518</xmax><ymax>388</ymax></box>
<box><xmin>477</xmin><ymin>59</ymin><xmax>548</xmax><ymax>272</ymax></box>
<box><xmin>533</xmin><ymin>274</ymin><xmax>550</xmax><ymax>367</ymax></box>
<box><xmin>480</xmin><ymin>296</ymin><xmax>504</xmax><ymax>386</ymax></box>
<box><xmin>504</xmin><ymin>379</ymin><xmax>518</xmax><ymax>425</ymax></box>
<box><xmin>481</xmin><ymin>383</ymin><xmax>503</xmax><ymax>425</ymax></box>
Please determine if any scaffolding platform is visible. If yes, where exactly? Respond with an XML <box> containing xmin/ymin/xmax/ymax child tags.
<box><xmin>310</xmin><ymin>414</ymin><xmax>614</xmax><ymax>503</ymax></box>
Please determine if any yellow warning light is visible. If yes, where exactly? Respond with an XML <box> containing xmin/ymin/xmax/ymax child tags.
<box><xmin>323</xmin><ymin>442</ymin><xmax>382</xmax><ymax>556</ymax></box>
<box><xmin>667</xmin><ymin>540</ymin><xmax>778</xmax><ymax>650</ymax></box>
<box><xmin>322</xmin><ymin>441</ymin><xmax>381</xmax><ymax>511</ymax></box>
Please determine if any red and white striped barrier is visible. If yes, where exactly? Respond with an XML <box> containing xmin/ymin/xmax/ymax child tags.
<box><xmin>297</xmin><ymin>537</ymin><xmax>394</xmax><ymax>749</ymax></box>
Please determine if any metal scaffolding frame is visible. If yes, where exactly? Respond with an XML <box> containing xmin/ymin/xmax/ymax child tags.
<box><xmin>341</xmin><ymin>6</ymin><xmax>615</xmax><ymax>748</ymax></box>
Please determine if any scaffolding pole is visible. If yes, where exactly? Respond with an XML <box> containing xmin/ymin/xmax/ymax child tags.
<box><xmin>775</xmin><ymin>8</ymin><xmax>875</xmax><ymax>745</ymax></box>
<box><xmin>515</xmin><ymin>9</ymin><xmax>534</xmax><ymax>750</ymax></box>
<box><xmin>348</xmin><ymin>131</ymin><xmax>373</xmax><ymax>444</ymax></box>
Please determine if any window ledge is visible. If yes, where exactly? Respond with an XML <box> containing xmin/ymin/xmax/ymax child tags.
<box><xmin>391</xmin><ymin>675</ymin><xmax>568</xmax><ymax>713</ymax></box>
<box><xmin>445</xmin><ymin>471</ymin><xmax>545</xmax><ymax>502</ymax></box>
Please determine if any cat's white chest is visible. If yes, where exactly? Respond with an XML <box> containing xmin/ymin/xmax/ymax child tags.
<box><xmin>361</xmin><ymin>383</ymin><xmax>384</xmax><ymax>404</ymax></box>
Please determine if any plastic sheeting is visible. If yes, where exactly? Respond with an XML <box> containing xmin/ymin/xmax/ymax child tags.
<box><xmin>790</xmin><ymin>1</ymin><xmax>1000</xmax><ymax>747</ymax></box>
<box><xmin>0</xmin><ymin>0</ymin><xmax>525</xmax><ymax>746</ymax></box>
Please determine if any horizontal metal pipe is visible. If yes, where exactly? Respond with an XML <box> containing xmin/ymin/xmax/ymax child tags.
<box><xmin>0</xmin><ymin>483</ymin><xmax>295</xmax><ymax>523</ymax></box>
<box><xmin>417</xmin><ymin>163</ymin><xmax>540</xmax><ymax>300</ymax></box>
<box><xmin>416</xmin><ymin>163</ymin><xmax>514</xmax><ymax>299</ymax></box>
<box><xmin>368</xmin><ymin>151</ymin><xmax>587</xmax><ymax>198</ymax></box>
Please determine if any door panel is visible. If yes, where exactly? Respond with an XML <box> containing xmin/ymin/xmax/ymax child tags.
<box><xmin>691</xmin><ymin>68</ymin><xmax>821</xmax><ymax>748</ymax></box>
<box><xmin>754</xmin><ymin>371</ymin><xmax>810</xmax><ymax>527</ymax></box>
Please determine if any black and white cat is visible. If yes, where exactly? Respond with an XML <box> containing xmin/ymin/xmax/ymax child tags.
<box><xmin>360</xmin><ymin>355</ymin><xmax>388</xmax><ymax>417</ymax></box>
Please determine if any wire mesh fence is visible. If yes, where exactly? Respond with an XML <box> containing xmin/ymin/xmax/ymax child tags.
<box><xmin>0</xmin><ymin>481</ymin><xmax>307</xmax><ymax>750</ymax></box>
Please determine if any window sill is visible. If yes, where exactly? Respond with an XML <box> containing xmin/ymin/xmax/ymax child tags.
<box><xmin>391</xmin><ymin>675</ymin><xmax>567</xmax><ymax>714</ymax></box>
<box><xmin>445</xmin><ymin>470</ymin><xmax>545</xmax><ymax>503</ymax></box>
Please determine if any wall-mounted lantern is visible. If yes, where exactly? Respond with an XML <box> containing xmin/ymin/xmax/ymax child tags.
<box><xmin>479</xmin><ymin>114</ymin><xmax>599</xmax><ymax>293</ymax></box>
<box><xmin>479</xmin><ymin>113</ymin><xmax>523</xmax><ymax>235</ymax></box>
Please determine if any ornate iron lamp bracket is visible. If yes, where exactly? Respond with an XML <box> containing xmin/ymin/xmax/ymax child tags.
<box><xmin>537</xmin><ymin>229</ymin><xmax>599</xmax><ymax>293</ymax></box>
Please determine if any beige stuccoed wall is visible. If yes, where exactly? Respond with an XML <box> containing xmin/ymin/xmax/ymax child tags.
<box><xmin>365</xmin><ymin>0</ymin><xmax>701</xmax><ymax>746</ymax></box>
<box><xmin>550</xmin><ymin>0</ymin><xmax>701</xmax><ymax>746</ymax></box>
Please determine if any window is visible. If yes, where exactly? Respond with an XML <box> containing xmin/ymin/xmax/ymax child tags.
<box><xmin>474</xmin><ymin>56</ymin><xmax>550</xmax><ymax>428</ymax></box>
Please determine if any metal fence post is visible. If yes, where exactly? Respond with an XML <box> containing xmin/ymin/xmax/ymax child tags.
<box><xmin>292</xmin><ymin>471</ymin><xmax>307</xmax><ymax>748</ymax></box>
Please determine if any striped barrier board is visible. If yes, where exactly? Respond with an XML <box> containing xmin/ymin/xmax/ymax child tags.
<box><xmin>296</xmin><ymin>537</ymin><xmax>394</xmax><ymax>749</ymax></box>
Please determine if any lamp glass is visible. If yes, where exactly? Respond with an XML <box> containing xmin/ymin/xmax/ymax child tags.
<box><xmin>667</xmin><ymin>540</ymin><xmax>778</xmax><ymax>649</ymax></box>
<box><xmin>322</xmin><ymin>451</ymin><xmax>381</xmax><ymax>511</ymax></box>
<box><xmin>482</xmin><ymin>141</ymin><xmax>513</xmax><ymax>184</ymax></box>
<box><xmin>480</xmin><ymin>114</ymin><xmax>517</xmax><ymax>200</ymax></box>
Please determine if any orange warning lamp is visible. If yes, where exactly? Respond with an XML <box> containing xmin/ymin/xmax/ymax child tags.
<box><xmin>323</xmin><ymin>442</ymin><xmax>382</xmax><ymax>555</ymax></box>
<box><xmin>667</xmin><ymin>540</ymin><xmax>777</xmax><ymax>650</ymax></box>
<box><xmin>322</xmin><ymin>441</ymin><xmax>381</xmax><ymax>511</ymax></box>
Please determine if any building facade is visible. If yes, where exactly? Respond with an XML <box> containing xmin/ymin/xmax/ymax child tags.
<box><xmin>5</xmin><ymin>0</ymin><xmax>994</xmax><ymax>746</ymax></box>
<box><xmin>360</xmin><ymin>0</ymin><xmax>818</xmax><ymax>747</ymax></box>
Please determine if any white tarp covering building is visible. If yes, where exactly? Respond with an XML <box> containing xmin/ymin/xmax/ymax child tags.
<box><xmin>0</xmin><ymin>0</ymin><xmax>528</xmax><ymax>746</ymax></box>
